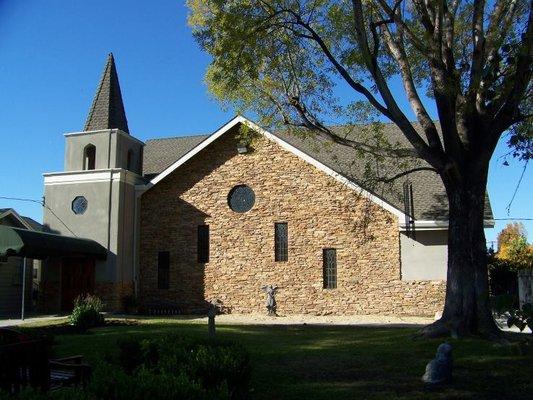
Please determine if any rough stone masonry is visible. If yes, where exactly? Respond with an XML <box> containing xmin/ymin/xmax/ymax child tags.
<box><xmin>139</xmin><ymin>126</ymin><xmax>445</xmax><ymax>316</ymax></box>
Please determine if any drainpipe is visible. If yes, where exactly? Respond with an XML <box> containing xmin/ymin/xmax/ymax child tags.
<box><xmin>21</xmin><ymin>258</ymin><xmax>27</xmax><ymax>320</ymax></box>
<box><xmin>133</xmin><ymin>193</ymin><xmax>139</xmax><ymax>298</ymax></box>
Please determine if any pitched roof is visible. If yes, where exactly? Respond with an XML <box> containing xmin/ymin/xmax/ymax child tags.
<box><xmin>143</xmin><ymin>134</ymin><xmax>209</xmax><ymax>178</ymax></box>
<box><xmin>142</xmin><ymin>118</ymin><xmax>494</xmax><ymax>222</ymax></box>
<box><xmin>0</xmin><ymin>208</ymin><xmax>43</xmax><ymax>231</ymax></box>
<box><xmin>21</xmin><ymin>216</ymin><xmax>44</xmax><ymax>232</ymax></box>
<box><xmin>84</xmin><ymin>53</ymin><xmax>129</xmax><ymax>133</ymax></box>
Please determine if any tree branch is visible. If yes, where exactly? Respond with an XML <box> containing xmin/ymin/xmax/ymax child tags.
<box><xmin>492</xmin><ymin>2</ymin><xmax>533</xmax><ymax>136</ymax></box>
<box><xmin>382</xmin><ymin>25</ymin><xmax>444</xmax><ymax>153</ymax></box>
<box><xmin>351</xmin><ymin>0</ymin><xmax>446</xmax><ymax>170</ymax></box>
<box><xmin>468</xmin><ymin>0</ymin><xmax>487</xmax><ymax>105</ymax></box>
<box><xmin>377</xmin><ymin>167</ymin><xmax>438</xmax><ymax>183</ymax></box>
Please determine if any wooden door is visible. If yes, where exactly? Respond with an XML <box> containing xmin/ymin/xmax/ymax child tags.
<box><xmin>60</xmin><ymin>258</ymin><xmax>95</xmax><ymax>312</ymax></box>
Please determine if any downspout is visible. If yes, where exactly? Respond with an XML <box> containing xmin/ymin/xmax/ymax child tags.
<box><xmin>106</xmin><ymin>131</ymin><xmax>113</xmax><ymax>252</ymax></box>
<box><xmin>133</xmin><ymin>190</ymin><xmax>140</xmax><ymax>298</ymax></box>
<box><xmin>21</xmin><ymin>258</ymin><xmax>27</xmax><ymax>320</ymax></box>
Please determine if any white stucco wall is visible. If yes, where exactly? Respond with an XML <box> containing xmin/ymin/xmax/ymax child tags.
<box><xmin>400</xmin><ymin>230</ymin><xmax>448</xmax><ymax>281</ymax></box>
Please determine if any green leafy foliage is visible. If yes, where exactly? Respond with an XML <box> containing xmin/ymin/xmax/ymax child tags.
<box><xmin>2</xmin><ymin>334</ymin><xmax>251</xmax><ymax>400</ymax></box>
<box><xmin>88</xmin><ymin>361</ymin><xmax>215</xmax><ymax>400</ymax></box>
<box><xmin>116</xmin><ymin>335</ymin><xmax>251</xmax><ymax>399</ymax></box>
<box><xmin>69</xmin><ymin>295</ymin><xmax>105</xmax><ymax>332</ymax></box>
<box><xmin>507</xmin><ymin>303</ymin><xmax>533</xmax><ymax>333</ymax></box>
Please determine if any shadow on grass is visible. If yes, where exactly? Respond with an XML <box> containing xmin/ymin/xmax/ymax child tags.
<box><xmin>21</xmin><ymin>321</ymin><xmax>533</xmax><ymax>400</ymax></box>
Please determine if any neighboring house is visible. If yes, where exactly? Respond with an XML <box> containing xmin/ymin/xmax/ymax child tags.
<box><xmin>40</xmin><ymin>54</ymin><xmax>494</xmax><ymax>316</ymax></box>
<box><xmin>0</xmin><ymin>208</ymin><xmax>42</xmax><ymax>317</ymax></box>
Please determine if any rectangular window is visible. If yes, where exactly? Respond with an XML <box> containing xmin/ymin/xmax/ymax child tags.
<box><xmin>197</xmin><ymin>225</ymin><xmax>209</xmax><ymax>263</ymax></box>
<box><xmin>157</xmin><ymin>251</ymin><xmax>170</xmax><ymax>289</ymax></box>
<box><xmin>323</xmin><ymin>249</ymin><xmax>337</xmax><ymax>289</ymax></box>
<box><xmin>274</xmin><ymin>222</ymin><xmax>288</xmax><ymax>262</ymax></box>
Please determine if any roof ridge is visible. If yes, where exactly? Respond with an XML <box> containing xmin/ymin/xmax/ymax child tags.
<box><xmin>146</xmin><ymin>133</ymin><xmax>210</xmax><ymax>141</ymax></box>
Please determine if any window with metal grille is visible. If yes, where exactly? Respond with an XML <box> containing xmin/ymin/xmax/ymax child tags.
<box><xmin>197</xmin><ymin>225</ymin><xmax>209</xmax><ymax>263</ymax></box>
<box><xmin>274</xmin><ymin>222</ymin><xmax>288</xmax><ymax>262</ymax></box>
<box><xmin>157</xmin><ymin>251</ymin><xmax>169</xmax><ymax>289</ymax></box>
<box><xmin>323</xmin><ymin>249</ymin><xmax>337</xmax><ymax>289</ymax></box>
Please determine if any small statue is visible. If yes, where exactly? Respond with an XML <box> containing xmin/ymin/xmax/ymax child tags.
<box><xmin>261</xmin><ymin>285</ymin><xmax>278</xmax><ymax>316</ymax></box>
<box><xmin>422</xmin><ymin>342</ymin><xmax>453</xmax><ymax>385</ymax></box>
<box><xmin>207</xmin><ymin>299</ymin><xmax>221</xmax><ymax>339</ymax></box>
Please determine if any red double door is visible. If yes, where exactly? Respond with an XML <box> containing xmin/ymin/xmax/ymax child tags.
<box><xmin>60</xmin><ymin>258</ymin><xmax>95</xmax><ymax>312</ymax></box>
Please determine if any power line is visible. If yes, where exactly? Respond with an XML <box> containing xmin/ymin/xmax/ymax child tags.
<box><xmin>506</xmin><ymin>159</ymin><xmax>529</xmax><ymax>215</ymax></box>
<box><xmin>495</xmin><ymin>219</ymin><xmax>533</xmax><ymax>221</ymax></box>
<box><xmin>0</xmin><ymin>196</ymin><xmax>42</xmax><ymax>204</ymax></box>
<box><xmin>0</xmin><ymin>195</ymin><xmax>77</xmax><ymax>237</ymax></box>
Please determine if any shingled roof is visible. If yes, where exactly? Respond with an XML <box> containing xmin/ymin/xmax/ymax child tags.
<box><xmin>143</xmin><ymin>122</ymin><xmax>493</xmax><ymax>222</ymax></box>
<box><xmin>84</xmin><ymin>53</ymin><xmax>129</xmax><ymax>133</ymax></box>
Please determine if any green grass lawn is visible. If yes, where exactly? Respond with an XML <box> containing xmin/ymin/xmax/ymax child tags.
<box><xmin>21</xmin><ymin>318</ymin><xmax>532</xmax><ymax>400</ymax></box>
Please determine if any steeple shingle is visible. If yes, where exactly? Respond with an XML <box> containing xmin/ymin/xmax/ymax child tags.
<box><xmin>84</xmin><ymin>53</ymin><xmax>129</xmax><ymax>133</ymax></box>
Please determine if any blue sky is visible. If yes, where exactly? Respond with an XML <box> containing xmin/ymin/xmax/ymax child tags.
<box><xmin>0</xmin><ymin>0</ymin><xmax>531</xmax><ymax>245</ymax></box>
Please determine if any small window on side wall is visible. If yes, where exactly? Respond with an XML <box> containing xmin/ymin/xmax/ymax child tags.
<box><xmin>198</xmin><ymin>225</ymin><xmax>209</xmax><ymax>263</ymax></box>
<box><xmin>323</xmin><ymin>248</ymin><xmax>337</xmax><ymax>289</ymax></box>
<box><xmin>126</xmin><ymin>150</ymin><xmax>134</xmax><ymax>171</ymax></box>
<box><xmin>157</xmin><ymin>251</ymin><xmax>170</xmax><ymax>289</ymax></box>
<box><xmin>274</xmin><ymin>223</ymin><xmax>288</xmax><ymax>262</ymax></box>
<box><xmin>84</xmin><ymin>144</ymin><xmax>96</xmax><ymax>170</ymax></box>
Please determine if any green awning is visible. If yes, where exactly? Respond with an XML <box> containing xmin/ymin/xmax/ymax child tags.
<box><xmin>0</xmin><ymin>226</ymin><xmax>107</xmax><ymax>260</ymax></box>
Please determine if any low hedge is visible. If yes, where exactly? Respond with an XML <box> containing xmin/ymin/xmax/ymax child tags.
<box><xmin>1</xmin><ymin>334</ymin><xmax>251</xmax><ymax>400</ymax></box>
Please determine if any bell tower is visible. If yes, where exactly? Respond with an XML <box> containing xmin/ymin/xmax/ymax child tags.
<box><xmin>42</xmin><ymin>54</ymin><xmax>144</xmax><ymax>311</ymax></box>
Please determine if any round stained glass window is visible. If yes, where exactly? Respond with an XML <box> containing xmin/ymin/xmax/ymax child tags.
<box><xmin>228</xmin><ymin>185</ymin><xmax>255</xmax><ymax>213</ymax></box>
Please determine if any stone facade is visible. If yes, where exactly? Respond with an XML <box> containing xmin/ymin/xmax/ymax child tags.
<box><xmin>94</xmin><ymin>281</ymin><xmax>134</xmax><ymax>311</ymax></box>
<box><xmin>139</xmin><ymin>126</ymin><xmax>445</xmax><ymax>316</ymax></box>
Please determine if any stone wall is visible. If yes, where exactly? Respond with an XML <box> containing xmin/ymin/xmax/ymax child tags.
<box><xmin>139</xmin><ymin>126</ymin><xmax>445</xmax><ymax>316</ymax></box>
<box><xmin>95</xmin><ymin>281</ymin><xmax>134</xmax><ymax>311</ymax></box>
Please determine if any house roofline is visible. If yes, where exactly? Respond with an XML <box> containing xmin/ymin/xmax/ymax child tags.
<box><xmin>399</xmin><ymin>219</ymin><xmax>495</xmax><ymax>231</ymax></box>
<box><xmin>64</xmin><ymin>129</ymin><xmax>145</xmax><ymax>146</ymax></box>
<box><xmin>136</xmin><ymin>115</ymin><xmax>407</xmax><ymax>219</ymax></box>
<box><xmin>0</xmin><ymin>208</ymin><xmax>36</xmax><ymax>231</ymax></box>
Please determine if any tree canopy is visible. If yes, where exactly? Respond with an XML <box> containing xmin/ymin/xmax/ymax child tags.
<box><xmin>496</xmin><ymin>222</ymin><xmax>533</xmax><ymax>269</ymax></box>
<box><xmin>188</xmin><ymin>0</ymin><xmax>533</xmax><ymax>337</ymax></box>
<box><xmin>188</xmin><ymin>0</ymin><xmax>532</xmax><ymax>172</ymax></box>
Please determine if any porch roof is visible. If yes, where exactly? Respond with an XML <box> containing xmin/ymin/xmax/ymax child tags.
<box><xmin>0</xmin><ymin>226</ymin><xmax>107</xmax><ymax>260</ymax></box>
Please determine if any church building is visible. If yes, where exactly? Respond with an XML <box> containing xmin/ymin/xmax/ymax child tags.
<box><xmin>40</xmin><ymin>54</ymin><xmax>494</xmax><ymax>316</ymax></box>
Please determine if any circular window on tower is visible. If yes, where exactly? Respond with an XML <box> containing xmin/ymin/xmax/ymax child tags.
<box><xmin>228</xmin><ymin>185</ymin><xmax>255</xmax><ymax>213</ymax></box>
<box><xmin>71</xmin><ymin>196</ymin><xmax>88</xmax><ymax>215</ymax></box>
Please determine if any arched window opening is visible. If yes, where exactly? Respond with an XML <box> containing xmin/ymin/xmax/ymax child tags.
<box><xmin>84</xmin><ymin>144</ymin><xmax>96</xmax><ymax>170</ymax></box>
<box><xmin>126</xmin><ymin>149</ymin><xmax>134</xmax><ymax>171</ymax></box>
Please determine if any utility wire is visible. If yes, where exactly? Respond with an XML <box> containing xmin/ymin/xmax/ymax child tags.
<box><xmin>506</xmin><ymin>159</ymin><xmax>529</xmax><ymax>215</ymax></box>
<box><xmin>493</xmin><ymin>218</ymin><xmax>533</xmax><ymax>221</ymax></box>
<box><xmin>0</xmin><ymin>195</ymin><xmax>77</xmax><ymax>237</ymax></box>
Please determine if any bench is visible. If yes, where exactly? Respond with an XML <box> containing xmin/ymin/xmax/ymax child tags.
<box><xmin>0</xmin><ymin>328</ymin><xmax>91</xmax><ymax>393</ymax></box>
<box><xmin>49</xmin><ymin>355</ymin><xmax>91</xmax><ymax>390</ymax></box>
<box><xmin>0</xmin><ymin>339</ymin><xmax>49</xmax><ymax>393</ymax></box>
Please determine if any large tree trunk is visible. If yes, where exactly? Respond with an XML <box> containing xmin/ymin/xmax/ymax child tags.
<box><xmin>422</xmin><ymin>168</ymin><xmax>501</xmax><ymax>338</ymax></box>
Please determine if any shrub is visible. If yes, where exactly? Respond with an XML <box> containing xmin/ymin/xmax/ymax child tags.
<box><xmin>117</xmin><ymin>337</ymin><xmax>143</xmax><ymax>373</ymax></box>
<box><xmin>507</xmin><ymin>303</ymin><xmax>533</xmax><ymax>333</ymax></box>
<box><xmin>491</xmin><ymin>294</ymin><xmax>519</xmax><ymax>317</ymax></box>
<box><xmin>69</xmin><ymin>295</ymin><xmax>105</xmax><ymax>331</ymax></box>
<box><xmin>88</xmin><ymin>361</ymin><xmax>218</xmax><ymax>400</ymax></box>
<box><xmin>3</xmin><ymin>334</ymin><xmax>250</xmax><ymax>400</ymax></box>
<box><xmin>115</xmin><ymin>335</ymin><xmax>251</xmax><ymax>399</ymax></box>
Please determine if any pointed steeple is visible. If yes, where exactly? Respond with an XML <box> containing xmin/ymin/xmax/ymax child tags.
<box><xmin>84</xmin><ymin>53</ymin><xmax>130</xmax><ymax>133</ymax></box>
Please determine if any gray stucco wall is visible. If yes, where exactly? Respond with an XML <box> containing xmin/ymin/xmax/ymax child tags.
<box><xmin>65</xmin><ymin>131</ymin><xmax>115</xmax><ymax>171</ymax></box>
<box><xmin>43</xmin><ymin>180</ymin><xmax>138</xmax><ymax>282</ymax></box>
<box><xmin>400</xmin><ymin>230</ymin><xmax>448</xmax><ymax>281</ymax></box>
<box><xmin>65</xmin><ymin>130</ymin><xmax>143</xmax><ymax>174</ymax></box>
